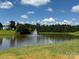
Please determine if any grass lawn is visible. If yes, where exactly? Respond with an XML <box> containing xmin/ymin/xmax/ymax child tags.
<box><xmin>38</xmin><ymin>31</ymin><xmax>79</xmax><ymax>36</ymax></box>
<box><xmin>38</xmin><ymin>32</ymin><xmax>70</xmax><ymax>35</ymax></box>
<box><xmin>0</xmin><ymin>30</ymin><xmax>15</xmax><ymax>36</ymax></box>
<box><xmin>0</xmin><ymin>39</ymin><xmax>79</xmax><ymax>59</ymax></box>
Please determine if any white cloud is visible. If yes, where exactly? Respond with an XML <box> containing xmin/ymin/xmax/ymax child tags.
<box><xmin>21</xmin><ymin>0</ymin><xmax>51</xmax><ymax>7</ymax></box>
<box><xmin>27</xmin><ymin>11</ymin><xmax>35</xmax><ymax>14</ymax></box>
<box><xmin>27</xmin><ymin>17</ymin><xmax>56</xmax><ymax>25</ymax></box>
<box><xmin>47</xmin><ymin>7</ymin><xmax>53</xmax><ymax>12</ymax></box>
<box><xmin>71</xmin><ymin>5</ymin><xmax>79</xmax><ymax>13</ymax></box>
<box><xmin>43</xmin><ymin>17</ymin><xmax>55</xmax><ymax>22</ymax></box>
<box><xmin>21</xmin><ymin>11</ymin><xmax>35</xmax><ymax>19</ymax></box>
<box><xmin>21</xmin><ymin>15</ymin><xmax>28</xmax><ymax>19</ymax></box>
<box><xmin>19</xmin><ymin>18</ymin><xmax>79</xmax><ymax>25</ymax></box>
<box><xmin>19</xmin><ymin>21</ymin><xmax>25</xmax><ymax>24</ymax></box>
<box><xmin>39</xmin><ymin>18</ymin><xmax>76</xmax><ymax>25</ymax></box>
<box><xmin>56</xmin><ymin>20</ymin><xmax>73</xmax><ymax>25</ymax></box>
<box><xmin>63</xmin><ymin>20</ymin><xmax>69</xmax><ymax>23</ymax></box>
<box><xmin>0</xmin><ymin>1</ymin><xmax>13</xmax><ymax>9</ymax></box>
<box><xmin>40</xmin><ymin>17</ymin><xmax>56</xmax><ymax>25</ymax></box>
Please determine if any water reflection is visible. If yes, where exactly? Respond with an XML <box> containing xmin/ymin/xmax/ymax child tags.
<box><xmin>0</xmin><ymin>34</ymin><xmax>79</xmax><ymax>50</ymax></box>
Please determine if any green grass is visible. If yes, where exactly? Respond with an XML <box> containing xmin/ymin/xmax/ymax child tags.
<box><xmin>38</xmin><ymin>32</ymin><xmax>70</xmax><ymax>35</ymax></box>
<box><xmin>0</xmin><ymin>39</ymin><xmax>79</xmax><ymax>59</ymax></box>
<box><xmin>39</xmin><ymin>31</ymin><xmax>79</xmax><ymax>36</ymax></box>
<box><xmin>70</xmin><ymin>31</ymin><xmax>79</xmax><ymax>36</ymax></box>
<box><xmin>0</xmin><ymin>30</ymin><xmax>15</xmax><ymax>36</ymax></box>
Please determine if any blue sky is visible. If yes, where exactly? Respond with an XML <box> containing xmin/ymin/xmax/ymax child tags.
<box><xmin>0</xmin><ymin>0</ymin><xmax>79</xmax><ymax>25</ymax></box>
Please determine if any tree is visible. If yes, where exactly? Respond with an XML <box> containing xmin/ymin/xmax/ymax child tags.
<box><xmin>0</xmin><ymin>22</ymin><xmax>3</xmax><ymax>30</ymax></box>
<box><xmin>16</xmin><ymin>23</ymin><xmax>31</xmax><ymax>34</ymax></box>
<box><xmin>9</xmin><ymin>21</ymin><xmax>16</xmax><ymax>30</ymax></box>
<box><xmin>25</xmin><ymin>23</ymin><xmax>35</xmax><ymax>32</ymax></box>
<box><xmin>35</xmin><ymin>24</ymin><xmax>79</xmax><ymax>32</ymax></box>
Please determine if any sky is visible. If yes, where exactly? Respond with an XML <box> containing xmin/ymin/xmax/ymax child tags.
<box><xmin>0</xmin><ymin>0</ymin><xmax>79</xmax><ymax>25</ymax></box>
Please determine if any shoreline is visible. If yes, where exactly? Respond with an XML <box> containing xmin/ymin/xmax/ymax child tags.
<box><xmin>0</xmin><ymin>39</ymin><xmax>79</xmax><ymax>59</ymax></box>
<box><xmin>0</xmin><ymin>31</ymin><xmax>79</xmax><ymax>59</ymax></box>
<box><xmin>38</xmin><ymin>31</ymin><xmax>79</xmax><ymax>36</ymax></box>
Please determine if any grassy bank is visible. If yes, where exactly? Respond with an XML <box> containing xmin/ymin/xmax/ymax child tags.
<box><xmin>0</xmin><ymin>39</ymin><xmax>79</xmax><ymax>59</ymax></box>
<box><xmin>70</xmin><ymin>31</ymin><xmax>79</xmax><ymax>36</ymax></box>
<box><xmin>0</xmin><ymin>30</ymin><xmax>15</xmax><ymax>36</ymax></box>
<box><xmin>38</xmin><ymin>32</ymin><xmax>70</xmax><ymax>35</ymax></box>
<box><xmin>0</xmin><ymin>31</ymin><xmax>79</xmax><ymax>59</ymax></box>
<box><xmin>38</xmin><ymin>31</ymin><xmax>79</xmax><ymax>36</ymax></box>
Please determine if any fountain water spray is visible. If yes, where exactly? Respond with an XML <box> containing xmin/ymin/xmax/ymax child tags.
<box><xmin>32</xmin><ymin>29</ymin><xmax>37</xmax><ymax>36</ymax></box>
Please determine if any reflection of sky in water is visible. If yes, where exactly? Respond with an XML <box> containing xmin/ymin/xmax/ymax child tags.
<box><xmin>0</xmin><ymin>34</ymin><xmax>79</xmax><ymax>50</ymax></box>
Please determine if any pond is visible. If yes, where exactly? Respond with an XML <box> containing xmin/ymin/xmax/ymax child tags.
<box><xmin>0</xmin><ymin>34</ymin><xmax>78</xmax><ymax>50</ymax></box>
<box><xmin>0</xmin><ymin>33</ymin><xmax>79</xmax><ymax>50</ymax></box>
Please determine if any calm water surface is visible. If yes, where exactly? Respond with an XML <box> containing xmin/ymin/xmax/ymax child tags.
<box><xmin>0</xmin><ymin>34</ymin><xmax>79</xmax><ymax>50</ymax></box>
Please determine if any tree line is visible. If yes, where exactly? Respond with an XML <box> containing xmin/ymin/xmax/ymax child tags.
<box><xmin>0</xmin><ymin>21</ymin><xmax>79</xmax><ymax>33</ymax></box>
<box><xmin>36</xmin><ymin>23</ymin><xmax>79</xmax><ymax>32</ymax></box>
<box><xmin>0</xmin><ymin>21</ymin><xmax>35</xmax><ymax>34</ymax></box>
<box><xmin>0</xmin><ymin>21</ymin><xmax>16</xmax><ymax>30</ymax></box>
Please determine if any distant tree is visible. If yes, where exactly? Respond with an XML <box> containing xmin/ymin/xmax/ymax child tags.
<box><xmin>16</xmin><ymin>23</ymin><xmax>31</xmax><ymax>34</ymax></box>
<box><xmin>25</xmin><ymin>23</ymin><xmax>35</xmax><ymax>32</ymax></box>
<box><xmin>9</xmin><ymin>21</ymin><xmax>16</xmax><ymax>30</ymax></box>
<box><xmin>35</xmin><ymin>24</ymin><xmax>79</xmax><ymax>32</ymax></box>
<box><xmin>0</xmin><ymin>22</ymin><xmax>3</xmax><ymax>30</ymax></box>
<box><xmin>36</xmin><ymin>23</ymin><xmax>40</xmax><ymax>31</ymax></box>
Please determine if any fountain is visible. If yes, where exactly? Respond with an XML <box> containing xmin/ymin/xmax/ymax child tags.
<box><xmin>31</xmin><ymin>29</ymin><xmax>38</xmax><ymax>43</ymax></box>
<box><xmin>32</xmin><ymin>29</ymin><xmax>37</xmax><ymax>36</ymax></box>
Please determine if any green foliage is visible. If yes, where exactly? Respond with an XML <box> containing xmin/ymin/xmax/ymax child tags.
<box><xmin>16</xmin><ymin>23</ymin><xmax>31</xmax><ymax>34</ymax></box>
<box><xmin>8</xmin><ymin>21</ymin><xmax>16</xmax><ymax>30</ymax></box>
<box><xmin>36</xmin><ymin>23</ymin><xmax>79</xmax><ymax>32</ymax></box>
<box><xmin>24</xmin><ymin>23</ymin><xmax>35</xmax><ymax>32</ymax></box>
<box><xmin>0</xmin><ymin>22</ymin><xmax>3</xmax><ymax>30</ymax></box>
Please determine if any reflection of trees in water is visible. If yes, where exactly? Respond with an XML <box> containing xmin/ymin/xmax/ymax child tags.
<box><xmin>14</xmin><ymin>35</ymin><xmax>30</xmax><ymax>47</ymax></box>
<box><xmin>15</xmin><ymin>34</ymin><xmax>27</xmax><ymax>40</ymax></box>
<box><xmin>0</xmin><ymin>38</ymin><xmax>2</xmax><ymax>46</ymax></box>
<box><xmin>10</xmin><ymin>37</ymin><xmax>15</xmax><ymax>47</ymax></box>
<box><xmin>3</xmin><ymin>36</ymin><xmax>16</xmax><ymax>47</ymax></box>
<box><xmin>0</xmin><ymin>34</ymin><xmax>79</xmax><ymax>50</ymax></box>
<box><xmin>42</xmin><ymin>34</ymin><xmax>79</xmax><ymax>40</ymax></box>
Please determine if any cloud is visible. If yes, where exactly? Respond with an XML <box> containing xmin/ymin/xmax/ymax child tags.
<box><xmin>21</xmin><ymin>11</ymin><xmax>35</xmax><ymax>19</ymax></box>
<box><xmin>19</xmin><ymin>17</ymin><xmax>79</xmax><ymax>25</ymax></box>
<box><xmin>0</xmin><ymin>1</ymin><xmax>13</xmax><ymax>9</ymax></box>
<box><xmin>60</xmin><ymin>20</ymin><xmax>72</xmax><ymax>25</ymax></box>
<box><xmin>21</xmin><ymin>15</ymin><xmax>28</xmax><ymax>19</ymax></box>
<box><xmin>47</xmin><ymin>7</ymin><xmax>53</xmax><ymax>12</ymax></box>
<box><xmin>40</xmin><ymin>17</ymin><xmax>56</xmax><ymax>25</ymax></box>
<box><xmin>27</xmin><ymin>11</ymin><xmax>35</xmax><ymax>14</ymax></box>
<box><xmin>54</xmin><ymin>20</ymin><xmax>73</xmax><ymax>25</ymax></box>
<box><xmin>38</xmin><ymin>18</ymin><xmax>75</xmax><ymax>25</ymax></box>
<box><xmin>27</xmin><ymin>17</ymin><xmax>56</xmax><ymax>25</ymax></box>
<box><xmin>21</xmin><ymin>0</ymin><xmax>51</xmax><ymax>7</ymax></box>
<box><xmin>43</xmin><ymin>17</ymin><xmax>55</xmax><ymax>22</ymax></box>
<box><xmin>19</xmin><ymin>21</ymin><xmax>25</xmax><ymax>24</ymax></box>
<box><xmin>71</xmin><ymin>5</ymin><xmax>79</xmax><ymax>13</ymax></box>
